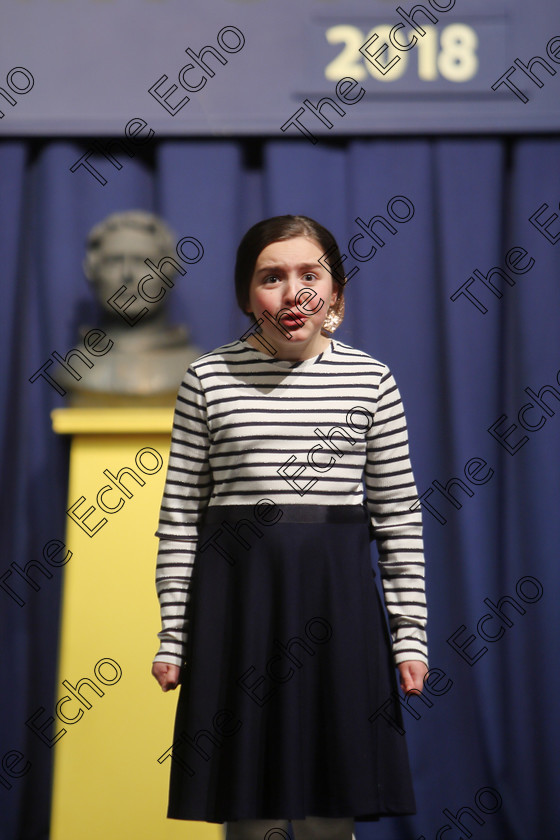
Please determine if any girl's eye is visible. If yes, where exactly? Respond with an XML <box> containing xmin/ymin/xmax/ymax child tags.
<box><xmin>264</xmin><ymin>275</ymin><xmax>280</xmax><ymax>284</ymax></box>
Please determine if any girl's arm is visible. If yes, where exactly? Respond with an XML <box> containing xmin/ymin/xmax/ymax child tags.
<box><xmin>365</xmin><ymin>367</ymin><xmax>428</xmax><ymax>670</ymax></box>
<box><xmin>152</xmin><ymin>366</ymin><xmax>213</xmax><ymax>681</ymax></box>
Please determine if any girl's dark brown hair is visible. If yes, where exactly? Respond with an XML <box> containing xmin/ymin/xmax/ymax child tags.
<box><xmin>234</xmin><ymin>215</ymin><xmax>346</xmax><ymax>317</ymax></box>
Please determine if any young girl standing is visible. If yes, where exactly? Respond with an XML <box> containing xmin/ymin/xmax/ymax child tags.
<box><xmin>152</xmin><ymin>216</ymin><xmax>428</xmax><ymax>840</ymax></box>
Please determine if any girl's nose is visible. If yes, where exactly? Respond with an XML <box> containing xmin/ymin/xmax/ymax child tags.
<box><xmin>282</xmin><ymin>278</ymin><xmax>299</xmax><ymax>305</ymax></box>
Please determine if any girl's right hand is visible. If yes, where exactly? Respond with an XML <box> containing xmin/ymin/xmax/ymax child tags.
<box><xmin>152</xmin><ymin>661</ymin><xmax>181</xmax><ymax>691</ymax></box>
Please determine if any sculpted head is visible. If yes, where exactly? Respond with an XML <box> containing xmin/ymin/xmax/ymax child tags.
<box><xmin>84</xmin><ymin>210</ymin><xmax>177</xmax><ymax>320</ymax></box>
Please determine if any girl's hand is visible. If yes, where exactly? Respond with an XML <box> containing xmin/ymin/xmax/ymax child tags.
<box><xmin>397</xmin><ymin>660</ymin><xmax>428</xmax><ymax>694</ymax></box>
<box><xmin>152</xmin><ymin>661</ymin><xmax>181</xmax><ymax>691</ymax></box>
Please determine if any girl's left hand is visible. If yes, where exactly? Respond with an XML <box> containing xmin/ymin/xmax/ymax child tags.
<box><xmin>397</xmin><ymin>660</ymin><xmax>428</xmax><ymax>694</ymax></box>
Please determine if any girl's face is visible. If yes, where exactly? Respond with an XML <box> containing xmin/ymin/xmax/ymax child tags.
<box><xmin>244</xmin><ymin>236</ymin><xmax>340</xmax><ymax>360</ymax></box>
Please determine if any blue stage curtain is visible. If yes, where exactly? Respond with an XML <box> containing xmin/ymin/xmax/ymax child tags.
<box><xmin>1</xmin><ymin>136</ymin><xmax>559</xmax><ymax>839</ymax></box>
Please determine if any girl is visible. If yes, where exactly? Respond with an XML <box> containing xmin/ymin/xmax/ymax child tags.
<box><xmin>152</xmin><ymin>216</ymin><xmax>428</xmax><ymax>840</ymax></box>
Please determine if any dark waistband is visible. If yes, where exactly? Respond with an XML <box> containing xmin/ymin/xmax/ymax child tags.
<box><xmin>203</xmin><ymin>503</ymin><xmax>368</xmax><ymax>525</ymax></box>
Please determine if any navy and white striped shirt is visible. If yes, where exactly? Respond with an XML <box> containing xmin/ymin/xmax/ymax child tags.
<box><xmin>154</xmin><ymin>338</ymin><xmax>428</xmax><ymax>667</ymax></box>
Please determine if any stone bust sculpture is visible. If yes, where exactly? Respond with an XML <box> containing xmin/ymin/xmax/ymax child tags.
<box><xmin>62</xmin><ymin>210</ymin><xmax>201</xmax><ymax>404</ymax></box>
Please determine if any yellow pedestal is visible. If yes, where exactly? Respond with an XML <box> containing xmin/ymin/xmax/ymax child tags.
<box><xmin>50</xmin><ymin>407</ymin><xmax>222</xmax><ymax>840</ymax></box>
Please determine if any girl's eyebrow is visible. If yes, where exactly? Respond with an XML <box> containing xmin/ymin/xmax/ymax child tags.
<box><xmin>256</xmin><ymin>262</ymin><xmax>322</xmax><ymax>275</ymax></box>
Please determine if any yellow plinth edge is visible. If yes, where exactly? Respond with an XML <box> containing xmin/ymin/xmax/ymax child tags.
<box><xmin>51</xmin><ymin>406</ymin><xmax>175</xmax><ymax>435</ymax></box>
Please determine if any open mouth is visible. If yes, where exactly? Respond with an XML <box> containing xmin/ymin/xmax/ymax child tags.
<box><xmin>281</xmin><ymin>313</ymin><xmax>306</xmax><ymax>330</ymax></box>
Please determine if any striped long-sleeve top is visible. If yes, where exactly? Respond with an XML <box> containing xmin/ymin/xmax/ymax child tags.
<box><xmin>154</xmin><ymin>337</ymin><xmax>428</xmax><ymax>668</ymax></box>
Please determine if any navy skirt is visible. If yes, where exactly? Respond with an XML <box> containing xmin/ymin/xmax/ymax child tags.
<box><xmin>167</xmin><ymin>503</ymin><xmax>416</xmax><ymax>823</ymax></box>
